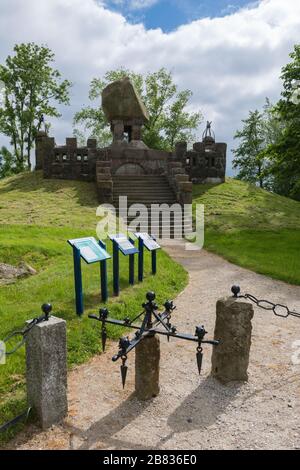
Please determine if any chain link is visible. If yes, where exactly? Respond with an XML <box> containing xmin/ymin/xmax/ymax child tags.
<box><xmin>2</xmin><ymin>305</ymin><xmax>52</xmax><ymax>355</ymax></box>
<box><xmin>232</xmin><ymin>287</ymin><xmax>300</xmax><ymax>319</ymax></box>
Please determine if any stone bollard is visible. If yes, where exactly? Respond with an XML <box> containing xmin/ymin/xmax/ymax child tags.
<box><xmin>26</xmin><ymin>316</ymin><xmax>68</xmax><ymax>429</ymax></box>
<box><xmin>135</xmin><ymin>334</ymin><xmax>160</xmax><ymax>400</ymax></box>
<box><xmin>211</xmin><ymin>297</ymin><xmax>254</xmax><ymax>383</ymax></box>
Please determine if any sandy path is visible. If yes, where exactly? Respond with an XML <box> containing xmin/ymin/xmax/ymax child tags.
<box><xmin>4</xmin><ymin>242</ymin><xmax>300</xmax><ymax>450</ymax></box>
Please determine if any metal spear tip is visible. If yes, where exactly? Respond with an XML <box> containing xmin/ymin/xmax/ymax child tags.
<box><xmin>41</xmin><ymin>303</ymin><xmax>52</xmax><ymax>318</ymax></box>
<box><xmin>231</xmin><ymin>285</ymin><xmax>241</xmax><ymax>298</ymax></box>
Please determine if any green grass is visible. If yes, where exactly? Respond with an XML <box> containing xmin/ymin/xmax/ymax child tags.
<box><xmin>0</xmin><ymin>172</ymin><xmax>188</xmax><ymax>443</ymax></box>
<box><xmin>193</xmin><ymin>178</ymin><xmax>300</xmax><ymax>285</ymax></box>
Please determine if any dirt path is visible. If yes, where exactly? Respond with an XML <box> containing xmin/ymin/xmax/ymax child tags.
<box><xmin>5</xmin><ymin>243</ymin><xmax>300</xmax><ymax>450</ymax></box>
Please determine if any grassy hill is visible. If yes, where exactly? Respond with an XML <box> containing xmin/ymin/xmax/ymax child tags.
<box><xmin>0</xmin><ymin>171</ymin><xmax>188</xmax><ymax>442</ymax></box>
<box><xmin>193</xmin><ymin>178</ymin><xmax>300</xmax><ymax>285</ymax></box>
<box><xmin>0</xmin><ymin>172</ymin><xmax>299</xmax><ymax>442</ymax></box>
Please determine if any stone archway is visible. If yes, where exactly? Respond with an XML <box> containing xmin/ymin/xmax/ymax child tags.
<box><xmin>115</xmin><ymin>163</ymin><xmax>146</xmax><ymax>176</ymax></box>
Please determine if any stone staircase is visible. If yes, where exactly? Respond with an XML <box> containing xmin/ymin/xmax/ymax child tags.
<box><xmin>112</xmin><ymin>175</ymin><xmax>193</xmax><ymax>239</ymax></box>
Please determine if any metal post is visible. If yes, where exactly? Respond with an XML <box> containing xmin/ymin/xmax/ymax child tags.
<box><xmin>151</xmin><ymin>250</ymin><xmax>157</xmax><ymax>275</ymax></box>
<box><xmin>73</xmin><ymin>246</ymin><xmax>83</xmax><ymax>316</ymax></box>
<box><xmin>138</xmin><ymin>237</ymin><xmax>144</xmax><ymax>282</ymax></box>
<box><xmin>113</xmin><ymin>239</ymin><xmax>120</xmax><ymax>296</ymax></box>
<box><xmin>99</xmin><ymin>240</ymin><xmax>108</xmax><ymax>302</ymax></box>
<box><xmin>129</xmin><ymin>237</ymin><xmax>135</xmax><ymax>285</ymax></box>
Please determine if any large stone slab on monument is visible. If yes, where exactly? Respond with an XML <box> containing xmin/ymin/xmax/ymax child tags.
<box><xmin>102</xmin><ymin>77</ymin><xmax>149</xmax><ymax>123</ymax></box>
<box><xmin>175</xmin><ymin>174</ymin><xmax>189</xmax><ymax>183</ymax></box>
<box><xmin>26</xmin><ymin>316</ymin><xmax>68</xmax><ymax>429</ymax></box>
<box><xmin>135</xmin><ymin>335</ymin><xmax>160</xmax><ymax>400</ymax></box>
<box><xmin>211</xmin><ymin>297</ymin><xmax>254</xmax><ymax>383</ymax></box>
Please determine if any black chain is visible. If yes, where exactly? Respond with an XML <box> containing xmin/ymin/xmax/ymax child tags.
<box><xmin>1</xmin><ymin>303</ymin><xmax>52</xmax><ymax>355</ymax></box>
<box><xmin>231</xmin><ymin>286</ymin><xmax>300</xmax><ymax>319</ymax></box>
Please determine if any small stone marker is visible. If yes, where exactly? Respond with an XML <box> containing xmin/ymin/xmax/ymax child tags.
<box><xmin>135</xmin><ymin>335</ymin><xmax>160</xmax><ymax>400</ymax></box>
<box><xmin>26</xmin><ymin>316</ymin><xmax>68</xmax><ymax>429</ymax></box>
<box><xmin>211</xmin><ymin>297</ymin><xmax>254</xmax><ymax>383</ymax></box>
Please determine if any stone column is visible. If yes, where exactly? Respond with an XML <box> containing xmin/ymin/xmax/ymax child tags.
<box><xmin>211</xmin><ymin>298</ymin><xmax>254</xmax><ymax>383</ymax></box>
<box><xmin>135</xmin><ymin>335</ymin><xmax>160</xmax><ymax>400</ymax></box>
<box><xmin>26</xmin><ymin>316</ymin><xmax>68</xmax><ymax>429</ymax></box>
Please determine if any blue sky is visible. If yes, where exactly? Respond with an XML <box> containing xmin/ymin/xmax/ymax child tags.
<box><xmin>105</xmin><ymin>0</ymin><xmax>255</xmax><ymax>31</ymax></box>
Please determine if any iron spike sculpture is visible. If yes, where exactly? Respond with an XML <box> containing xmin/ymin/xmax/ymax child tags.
<box><xmin>89</xmin><ymin>292</ymin><xmax>219</xmax><ymax>388</ymax></box>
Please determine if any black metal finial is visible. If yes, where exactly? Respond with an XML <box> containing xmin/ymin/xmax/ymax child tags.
<box><xmin>164</xmin><ymin>300</ymin><xmax>175</xmax><ymax>312</ymax></box>
<box><xmin>195</xmin><ymin>325</ymin><xmax>207</xmax><ymax>341</ymax></box>
<box><xmin>99</xmin><ymin>308</ymin><xmax>109</xmax><ymax>320</ymax></box>
<box><xmin>231</xmin><ymin>285</ymin><xmax>241</xmax><ymax>298</ymax></box>
<box><xmin>41</xmin><ymin>303</ymin><xmax>52</xmax><ymax>320</ymax></box>
<box><xmin>146</xmin><ymin>291</ymin><xmax>156</xmax><ymax>302</ymax></box>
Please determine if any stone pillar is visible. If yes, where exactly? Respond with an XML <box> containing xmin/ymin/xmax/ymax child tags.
<box><xmin>26</xmin><ymin>316</ymin><xmax>68</xmax><ymax>429</ymax></box>
<box><xmin>35</xmin><ymin>131</ymin><xmax>47</xmax><ymax>170</ymax></box>
<box><xmin>175</xmin><ymin>141</ymin><xmax>187</xmax><ymax>161</ymax></box>
<box><xmin>135</xmin><ymin>335</ymin><xmax>160</xmax><ymax>400</ymax></box>
<box><xmin>66</xmin><ymin>137</ymin><xmax>77</xmax><ymax>148</ymax></box>
<box><xmin>112</xmin><ymin>120</ymin><xmax>124</xmax><ymax>142</ymax></box>
<box><xmin>87</xmin><ymin>138</ymin><xmax>97</xmax><ymax>149</ymax></box>
<box><xmin>211</xmin><ymin>298</ymin><xmax>254</xmax><ymax>383</ymax></box>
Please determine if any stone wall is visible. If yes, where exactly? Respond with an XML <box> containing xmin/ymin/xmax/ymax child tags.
<box><xmin>176</xmin><ymin>139</ymin><xmax>227</xmax><ymax>184</ymax></box>
<box><xmin>36</xmin><ymin>133</ymin><xmax>99</xmax><ymax>182</ymax></box>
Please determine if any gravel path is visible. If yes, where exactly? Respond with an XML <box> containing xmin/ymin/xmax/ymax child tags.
<box><xmin>5</xmin><ymin>243</ymin><xmax>300</xmax><ymax>450</ymax></box>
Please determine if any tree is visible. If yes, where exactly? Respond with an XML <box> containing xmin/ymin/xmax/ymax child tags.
<box><xmin>0</xmin><ymin>146</ymin><xmax>17</xmax><ymax>178</ymax></box>
<box><xmin>73</xmin><ymin>68</ymin><xmax>202</xmax><ymax>151</ymax></box>
<box><xmin>264</xmin><ymin>45</ymin><xmax>300</xmax><ymax>200</ymax></box>
<box><xmin>0</xmin><ymin>43</ymin><xmax>71</xmax><ymax>170</ymax></box>
<box><xmin>232</xmin><ymin>110</ymin><xmax>268</xmax><ymax>188</ymax></box>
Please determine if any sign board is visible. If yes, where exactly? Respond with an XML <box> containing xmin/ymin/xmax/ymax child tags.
<box><xmin>68</xmin><ymin>237</ymin><xmax>111</xmax><ymax>264</ymax></box>
<box><xmin>134</xmin><ymin>233</ymin><xmax>161</xmax><ymax>252</ymax></box>
<box><xmin>109</xmin><ymin>234</ymin><xmax>139</xmax><ymax>256</ymax></box>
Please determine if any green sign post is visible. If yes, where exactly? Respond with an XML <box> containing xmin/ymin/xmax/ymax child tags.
<box><xmin>108</xmin><ymin>234</ymin><xmax>139</xmax><ymax>296</ymax></box>
<box><xmin>134</xmin><ymin>233</ymin><xmax>161</xmax><ymax>281</ymax></box>
<box><xmin>68</xmin><ymin>237</ymin><xmax>111</xmax><ymax>316</ymax></box>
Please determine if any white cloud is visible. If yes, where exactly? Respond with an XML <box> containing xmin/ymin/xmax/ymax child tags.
<box><xmin>0</xmin><ymin>0</ymin><xmax>299</xmax><ymax>174</ymax></box>
<box><xmin>129</xmin><ymin>0</ymin><xmax>159</xmax><ymax>9</ymax></box>
<box><xmin>107</xmin><ymin>0</ymin><xmax>159</xmax><ymax>10</ymax></box>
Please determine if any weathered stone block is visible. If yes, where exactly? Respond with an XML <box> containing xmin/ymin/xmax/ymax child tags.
<box><xmin>26</xmin><ymin>316</ymin><xmax>68</xmax><ymax>429</ymax></box>
<box><xmin>175</xmin><ymin>141</ymin><xmax>187</xmax><ymax>159</ymax></box>
<box><xmin>211</xmin><ymin>298</ymin><xmax>254</xmax><ymax>383</ymax></box>
<box><xmin>135</xmin><ymin>335</ymin><xmax>160</xmax><ymax>400</ymax></box>
<box><xmin>170</xmin><ymin>167</ymin><xmax>185</xmax><ymax>176</ymax></box>
<box><xmin>179</xmin><ymin>181</ymin><xmax>192</xmax><ymax>192</ymax></box>
<box><xmin>66</xmin><ymin>138</ymin><xmax>77</xmax><ymax>148</ymax></box>
<box><xmin>87</xmin><ymin>138</ymin><xmax>97</xmax><ymax>148</ymax></box>
<box><xmin>175</xmin><ymin>174</ymin><xmax>189</xmax><ymax>183</ymax></box>
<box><xmin>102</xmin><ymin>77</ymin><xmax>149</xmax><ymax>122</ymax></box>
<box><xmin>168</xmin><ymin>161</ymin><xmax>182</xmax><ymax>169</ymax></box>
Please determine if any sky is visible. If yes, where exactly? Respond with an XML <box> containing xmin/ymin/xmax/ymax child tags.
<box><xmin>0</xmin><ymin>0</ymin><xmax>299</xmax><ymax>175</ymax></box>
<box><xmin>105</xmin><ymin>0</ymin><xmax>256</xmax><ymax>31</ymax></box>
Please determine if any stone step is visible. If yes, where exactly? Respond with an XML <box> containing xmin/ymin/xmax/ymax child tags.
<box><xmin>113</xmin><ymin>175</ymin><xmax>166</xmax><ymax>179</ymax></box>
<box><xmin>114</xmin><ymin>201</ymin><xmax>177</xmax><ymax>206</ymax></box>
<box><xmin>113</xmin><ymin>185</ymin><xmax>172</xmax><ymax>190</ymax></box>
<box><xmin>113</xmin><ymin>189</ymin><xmax>174</xmax><ymax>194</ymax></box>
